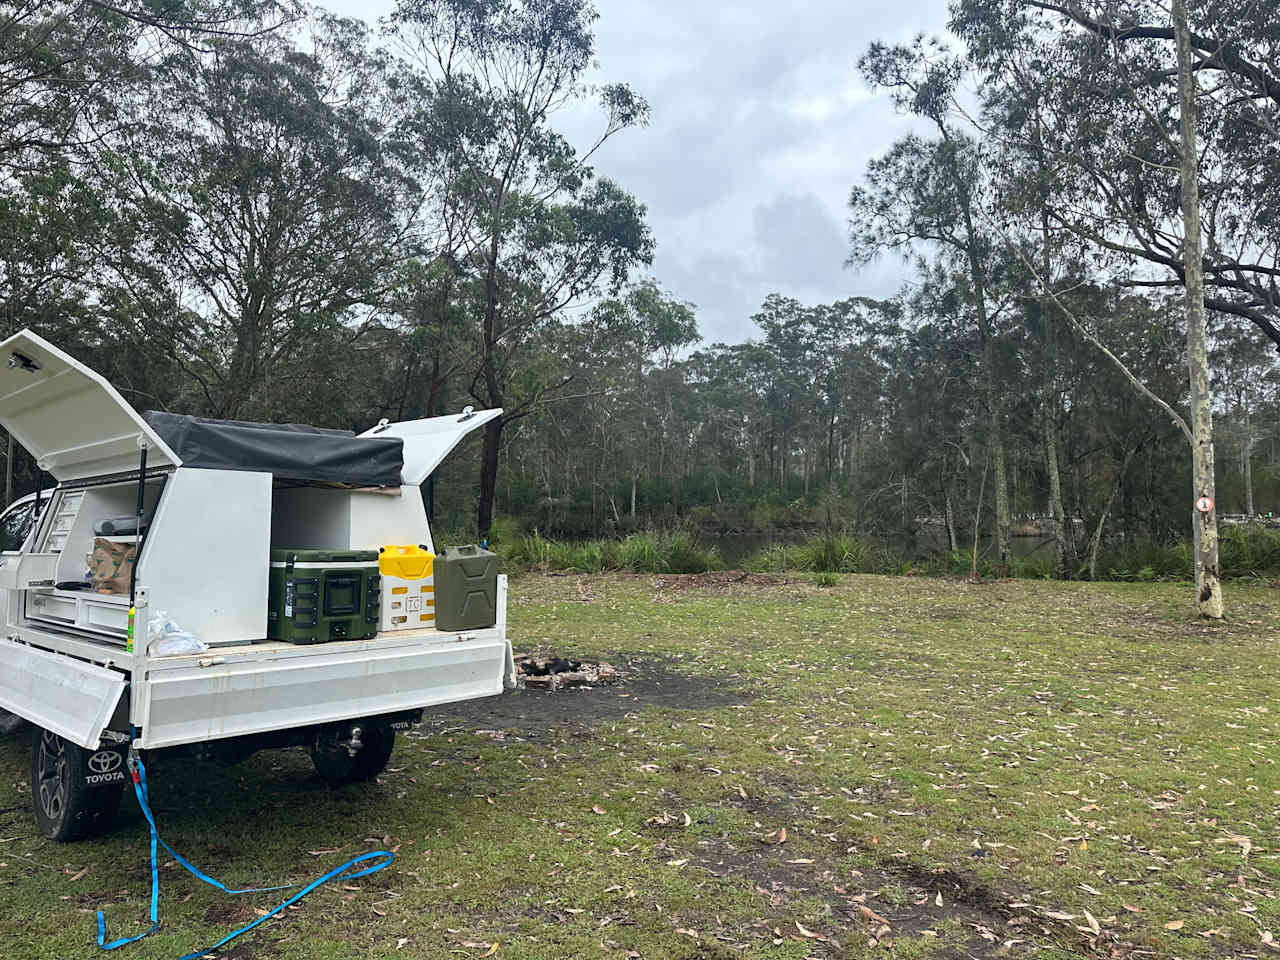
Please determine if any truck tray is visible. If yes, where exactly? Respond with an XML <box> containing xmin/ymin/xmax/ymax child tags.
<box><xmin>135</xmin><ymin>626</ymin><xmax>514</xmax><ymax>749</ymax></box>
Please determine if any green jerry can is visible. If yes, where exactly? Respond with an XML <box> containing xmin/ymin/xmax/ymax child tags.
<box><xmin>434</xmin><ymin>544</ymin><xmax>498</xmax><ymax>631</ymax></box>
<box><xmin>267</xmin><ymin>548</ymin><xmax>381</xmax><ymax>644</ymax></box>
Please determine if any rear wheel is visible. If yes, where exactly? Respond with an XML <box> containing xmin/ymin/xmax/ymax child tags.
<box><xmin>30</xmin><ymin>729</ymin><xmax>123</xmax><ymax>842</ymax></box>
<box><xmin>310</xmin><ymin>723</ymin><xmax>395</xmax><ymax>786</ymax></box>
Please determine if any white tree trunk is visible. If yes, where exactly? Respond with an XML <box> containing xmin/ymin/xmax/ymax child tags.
<box><xmin>1174</xmin><ymin>0</ymin><xmax>1224</xmax><ymax>618</ymax></box>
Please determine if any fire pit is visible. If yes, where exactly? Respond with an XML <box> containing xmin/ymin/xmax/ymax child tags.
<box><xmin>516</xmin><ymin>654</ymin><xmax>621</xmax><ymax>691</ymax></box>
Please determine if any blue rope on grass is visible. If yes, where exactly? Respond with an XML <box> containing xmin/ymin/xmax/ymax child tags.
<box><xmin>97</xmin><ymin>753</ymin><xmax>394</xmax><ymax>960</ymax></box>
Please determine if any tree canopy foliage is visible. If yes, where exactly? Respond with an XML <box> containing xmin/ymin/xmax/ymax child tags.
<box><xmin>1</xmin><ymin>0</ymin><xmax>1278</xmax><ymax>583</ymax></box>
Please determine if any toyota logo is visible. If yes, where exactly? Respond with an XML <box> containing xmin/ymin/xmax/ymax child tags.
<box><xmin>88</xmin><ymin>750</ymin><xmax>122</xmax><ymax>774</ymax></box>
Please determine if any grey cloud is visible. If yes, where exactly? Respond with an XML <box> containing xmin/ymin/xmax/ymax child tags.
<box><xmin>752</xmin><ymin>192</ymin><xmax>847</xmax><ymax>291</ymax></box>
<box><xmin>329</xmin><ymin>0</ymin><xmax>950</xmax><ymax>340</ymax></box>
<box><xmin>655</xmin><ymin>248</ymin><xmax>762</xmax><ymax>346</ymax></box>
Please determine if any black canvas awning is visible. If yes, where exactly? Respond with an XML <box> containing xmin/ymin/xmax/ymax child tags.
<box><xmin>143</xmin><ymin>411</ymin><xmax>404</xmax><ymax>487</ymax></box>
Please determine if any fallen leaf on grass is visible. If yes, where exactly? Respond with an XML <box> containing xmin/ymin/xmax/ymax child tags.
<box><xmin>857</xmin><ymin>904</ymin><xmax>888</xmax><ymax>925</ymax></box>
<box><xmin>1122</xmin><ymin>904</ymin><xmax>1142</xmax><ymax>913</ymax></box>
<box><xmin>1165</xmin><ymin>920</ymin><xmax>1184</xmax><ymax>931</ymax></box>
<box><xmin>1083</xmin><ymin>910</ymin><xmax>1101</xmax><ymax>935</ymax></box>
<box><xmin>675</xmin><ymin>928</ymin><xmax>699</xmax><ymax>940</ymax></box>
<box><xmin>591</xmin><ymin>805</ymin><xmax>606</xmax><ymax>815</ymax></box>
<box><xmin>396</xmin><ymin>938</ymin><xmax>409</xmax><ymax>950</ymax></box>
<box><xmin>1215</xmin><ymin>835</ymin><xmax>1253</xmax><ymax>858</ymax></box>
<box><xmin>483</xmin><ymin>943</ymin><xmax>499</xmax><ymax>957</ymax></box>
<box><xmin>935</xmin><ymin>891</ymin><xmax>943</xmax><ymax>907</ymax></box>
<box><xmin>67</xmin><ymin>867</ymin><xmax>88</xmax><ymax>882</ymax></box>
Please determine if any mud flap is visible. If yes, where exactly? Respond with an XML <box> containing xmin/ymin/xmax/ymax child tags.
<box><xmin>83</xmin><ymin>742</ymin><xmax>129</xmax><ymax>788</ymax></box>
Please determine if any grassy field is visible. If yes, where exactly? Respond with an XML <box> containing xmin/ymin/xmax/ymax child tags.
<box><xmin>1</xmin><ymin>573</ymin><xmax>1278</xmax><ymax>959</ymax></box>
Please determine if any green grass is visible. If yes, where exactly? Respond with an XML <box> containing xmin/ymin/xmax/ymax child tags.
<box><xmin>1</xmin><ymin>575</ymin><xmax>1278</xmax><ymax>959</ymax></box>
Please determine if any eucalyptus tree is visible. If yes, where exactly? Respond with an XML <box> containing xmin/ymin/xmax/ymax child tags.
<box><xmin>592</xmin><ymin>279</ymin><xmax>699</xmax><ymax>517</ymax></box>
<box><xmin>952</xmin><ymin>0</ymin><xmax>1280</xmax><ymax>352</ymax></box>
<box><xmin>848</xmin><ymin>39</ymin><xmax>1017</xmax><ymax>566</ymax></box>
<box><xmin>100</xmin><ymin>13</ymin><xmax>417</xmax><ymax>421</ymax></box>
<box><xmin>1212</xmin><ymin>320</ymin><xmax>1280</xmax><ymax>517</ymax></box>
<box><xmin>951</xmin><ymin>0</ymin><xmax>1244</xmax><ymax>613</ymax></box>
<box><xmin>388</xmin><ymin>0</ymin><xmax>654</xmax><ymax>536</ymax></box>
<box><xmin>0</xmin><ymin>1</ymin><xmax>286</xmax><ymax>173</ymax></box>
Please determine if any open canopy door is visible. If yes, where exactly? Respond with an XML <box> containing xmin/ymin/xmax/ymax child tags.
<box><xmin>0</xmin><ymin>330</ymin><xmax>180</xmax><ymax>481</ymax></box>
<box><xmin>359</xmin><ymin>408</ymin><xmax>502</xmax><ymax>485</ymax></box>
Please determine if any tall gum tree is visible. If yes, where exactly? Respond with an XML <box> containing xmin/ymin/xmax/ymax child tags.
<box><xmin>388</xmin><ymin>0</ymin><xmax>654</xmax><ymax>537</ymax></box>
<box><xmin>952</xmin><ymin>0</ymin><xmax>1231</xmax><ymax>615</ymax></box>
<box><xmin>105</xmin><ymin>13</ymin><xmax>418</xmax><ymax>420</ymax></box>
<box><xmin>848</xmin><ymin>39</ymin><xmax>1015</xmax><ymax>568</ymax></box>
<box><xmin>952</xmin><ymin>0</ymin><xmax>1280</xmax><ymax>356</ymax></box>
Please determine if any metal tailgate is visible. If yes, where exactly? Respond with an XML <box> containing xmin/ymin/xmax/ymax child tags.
<box><xmin>136</xmin><ymin>632</ymin><xmax>511</xmax><ymax>749</ymax></box>
<box><xmin>0</xmin><ymin>638</ymin><xmax>126</xmax><ymax>748</ymax></box>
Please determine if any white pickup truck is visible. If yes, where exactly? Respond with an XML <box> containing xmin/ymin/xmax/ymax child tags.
<box><xmin>0</xmin><ymin>330</ymin><xmax>515</xmax><ymax>841</ymax></box>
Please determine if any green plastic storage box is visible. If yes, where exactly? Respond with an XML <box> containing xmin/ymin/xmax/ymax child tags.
<box><xmin>434</xmin><ymin>544</ymin><xmax>497</xmax><ymax>631</ymax></box>
<box><xmin>267</xmin><ymin>548</ymin><xmax>380</xmax><ymax>644</ymax></box>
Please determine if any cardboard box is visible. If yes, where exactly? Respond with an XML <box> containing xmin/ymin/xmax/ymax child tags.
<box><xmin>90</xmin><ymin>537</ymin><xmax>135</xmax><ymax>595</ymax></box>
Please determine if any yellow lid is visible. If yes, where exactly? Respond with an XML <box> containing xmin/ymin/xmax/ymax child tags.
<box><xmin>379</xmin><ymin>544</ymin><xmax>434</xmax><ymax>579</ymax></box>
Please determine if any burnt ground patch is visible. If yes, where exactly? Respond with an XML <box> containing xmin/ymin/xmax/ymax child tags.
<box><xmin>420</xmin><ymin>654</ymin><xmax>751</xmax><ymax>741</ymax></box>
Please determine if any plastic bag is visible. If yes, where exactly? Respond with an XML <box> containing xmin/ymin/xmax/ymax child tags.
<box><xmin>147</xmin><ymin>609</ymin><xmax>207</xmax><ymax>657</ymax></box>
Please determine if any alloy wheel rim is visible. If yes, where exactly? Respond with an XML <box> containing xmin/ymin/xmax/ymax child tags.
<box><xmin>37</xmin><ymin>730</ymin><xmax>68</xmax><ymax>823</ymax></box>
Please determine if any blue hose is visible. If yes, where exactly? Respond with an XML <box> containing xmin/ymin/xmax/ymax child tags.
<box><xmin>97</xmin><ymin>752</ymin><xmax>394</xmax><ymax>959</ymax></box>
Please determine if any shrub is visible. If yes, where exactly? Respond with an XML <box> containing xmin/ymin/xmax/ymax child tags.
<box><xmin>620</xmin><ymin>532</ymin><xmax>663</xmax><ymax>572</ymax></box>
<box><xmin>800</xmin><ymin>534</ymin><xmax>865</xmax><ymax>573</ymax></box>
<box><xmin>663</xmin><ymin>530</ymin><xmax>723</xmax><ymax>573</ymax></box>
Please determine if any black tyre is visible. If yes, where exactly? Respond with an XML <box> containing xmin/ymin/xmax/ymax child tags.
<box><xmin>31</xmin><ymin>729</ymin><xmax>124</xmax><ymax>842</ymax></box>
<box><xmin>310</xmin><ymin>723</ymin><xmax>395</xmax><ymax>786</ymax></box>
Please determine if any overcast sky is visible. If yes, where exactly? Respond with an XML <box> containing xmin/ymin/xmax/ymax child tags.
<box><xmin>331</xmin><ymin>0</ymin><xmax>951</xmax><ymax>344</ymax></box>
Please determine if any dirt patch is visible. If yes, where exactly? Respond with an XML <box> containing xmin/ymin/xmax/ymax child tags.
<box><xmin>203</xmin><ymin>901</ymin><xmax>257</xmax><ymax>926</ymax></box>
<box><xmin>652</xmin><ymin>571</ymin><xmax>797</xmax><ymax>592</ymax></box>
<box><xmin>420</xmin><ymin>655</ymin><xmax>749</xmax><ymax>741</ymax></box>
<box><xmin>660</xmin><ymin>833</ymin><xmax>1022</xmax><ymax>957</ymax></box>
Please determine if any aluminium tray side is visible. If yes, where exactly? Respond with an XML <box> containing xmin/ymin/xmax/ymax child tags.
<box><xmin>134</xmin><ymin>628</ymin><xmax>510</xmax><ymax>748</ymax></box>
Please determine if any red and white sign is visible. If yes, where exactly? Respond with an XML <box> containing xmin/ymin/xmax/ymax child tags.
<box><xmin>1195</xmin><ymin>496</ymin><xmax>1214</xmax><ymax>513</ymax></box>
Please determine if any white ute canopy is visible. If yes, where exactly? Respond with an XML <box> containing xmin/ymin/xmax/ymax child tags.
<box><xmin>0</xmin><ymin>331</ymin><xmax>179</xmax><ymax>481</ymax></box>
<box><xmin>361</xmin><ymin>407</ymin><xmax>502</xmax><ymax>485</ymax></box>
